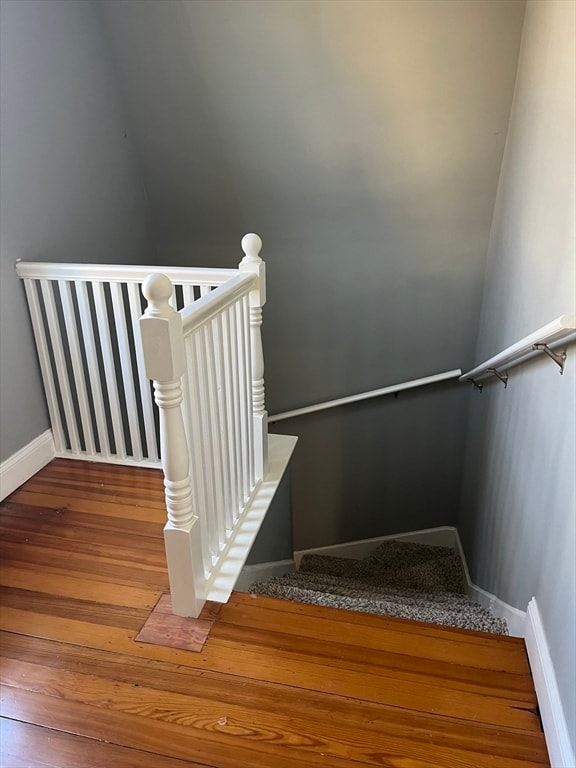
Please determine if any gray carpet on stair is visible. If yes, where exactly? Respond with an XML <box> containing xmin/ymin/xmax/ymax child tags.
<box><xmin>249</xmin><ymin>541</ymin><xmax>508</xmax><ymax>635</ymax></box>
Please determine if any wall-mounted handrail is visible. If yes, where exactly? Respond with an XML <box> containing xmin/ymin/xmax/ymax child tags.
<box><xmin>460</xmin><ymin>314</ymin><xmax>576</xmax><ymax>386</ymax></box>
<box><xmin>269</xmin><ymin>369</ymin><xmax>462</xmax><ymax>423</ymax></box>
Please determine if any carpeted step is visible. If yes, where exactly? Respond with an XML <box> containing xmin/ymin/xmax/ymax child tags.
<box><xmin>267</xmin><ymin>570</ymin><xmax>472</xmax><ymax>606</ymax></box>
<box><xmin>297</xmin><ymin>554</ymin><xmax>357</xmax><ymax>578</ymax></box>
<box><xmin>250</xmin><ymin>578</ymin><xmax>508</xmax><ymax>634</ymax></box>
<box><xmin>249</xmin><ymin>540</ymin><xmax>507</xmax><ymax>635</ymax></box>
<box><xmin>299</xmin><ymin>541</ymin><xmax>467</xmax><ymax>594</ymax></box>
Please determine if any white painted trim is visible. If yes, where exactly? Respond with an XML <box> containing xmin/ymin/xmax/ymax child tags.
<box><xmin>453</xmin><ymin>529</ymin><xmax>526</xmax><ymax>638</ymax></box>
<box><xmin>452</xmin><ymin>528</ymin><xmax>473</xmax><ymax>588</ymax></box>
<box><xmin>54</xmin><ymin>451</ymin><xmax>162</xmax><ymax>470</ymax></box>
<box><xmin>525</xmin><ymin>598</ymin><xmax>575</xmax><ymax>768</ymax></box>
<box><xmin>15</xmin><ymin>260</ymin><xmax>237</xmax><ymax>286</ymax></box>
<box><xmin>269</xmin><ymin>369</ymin><xmax>462</xmax><ymax>423</ymax></box>
<box><xmin>467</xmin><ymin>583</ymin><xmax>527</xmax><ymax>638</ymax></box>
<box><xmin>234</xmin><ymin>559</ymin><xmax>296</xmax><ymax>592</ymax></box>
<box><xmin>181</xmin><ymin>274</ymin><xmax>255</xmax><ymax>333</ymax></box>
<box><xmin>0</xmin><ymin>430</ymin><xmax>55</xmax><ymax>501</ymax></box>
<box><xmin>294</xmin><ymin>526</ymin><xmax>459</xmax><ymax>567</ymax></box>
<box><xmin>206</xmin><ymin>434</ymin><xmax>298</xmax><ymax>603</ymax></box>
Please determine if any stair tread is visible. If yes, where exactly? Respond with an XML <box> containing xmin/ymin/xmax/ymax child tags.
<box><xmin>251</xmin><ymin>541</ymin><xmax>507</xmax><ymax>635</ymax></box>
<box><xmin>269</xmin><ymin>570</ymin><xmax>481</xmax><ymax>603</ymax></box>
<box><xmin>234</xmin><ymin>590</ymin><xmax>524</xmax><ymax>645</ymax></box>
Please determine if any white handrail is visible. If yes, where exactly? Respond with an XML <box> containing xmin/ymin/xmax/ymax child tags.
<box><xmin>181</xmin><ymin>274</ymin><xmax>255</xmax><ymax>334</ymax></box>
<box><xmin>138</xmin><ymin>234</ymin><xmax>269</xmax><ymax>618</ymax></box>
<box><xmin>460</xmin><ymin>314</ymin><xmax>576</xmax><ymax>383</ymax></box>
<box><xmin>269</xmin><ymin>369</ymin><xmax>462</xmax><ymax>423</ymax></box>
<box><xmin>15</xmin><ymin>260</ymin><xmax>237</xmax><ymax>286</ymax></box>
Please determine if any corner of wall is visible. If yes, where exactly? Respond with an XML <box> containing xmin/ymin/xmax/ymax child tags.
<box><xmin>0</xmin><ymin>430</ymin><xmax>55</xmax><ymax>501</ymax></box>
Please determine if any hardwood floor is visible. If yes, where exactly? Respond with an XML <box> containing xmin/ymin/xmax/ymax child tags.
<box><xmin>0</xmin><ymin>459</ymin><xmax>549</xmax><ymax>767</ymax></box>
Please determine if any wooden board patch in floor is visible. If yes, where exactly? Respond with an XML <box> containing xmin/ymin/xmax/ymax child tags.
<box><xmin>135</xmin><ymin>594</ymin><xmax>221</xmax><ymax>652</ymax></box>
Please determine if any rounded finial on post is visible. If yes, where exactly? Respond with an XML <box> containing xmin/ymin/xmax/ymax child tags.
<box><xmin>142</xmin><ymin>273</ymin><xmax>174</xmax><ymax>317</ymax></box>
<box><xmin>241</xmin><ymin>233</ymin><xmax>263</xmax><ymax>263</ymax></box>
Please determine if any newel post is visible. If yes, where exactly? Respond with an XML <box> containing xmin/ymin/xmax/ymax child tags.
<box><xmin>140</xmin><ymin>273</ymin><xmax>205</xmax><ymax>618</ymax></box>
<box><xmin>239</xmin><ymin>233</ymin><xmax>268</xmax><ymax>479</ymax></box>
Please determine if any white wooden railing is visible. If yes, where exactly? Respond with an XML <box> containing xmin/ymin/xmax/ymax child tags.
<box><xmin>15</xmin><ymin>260</ymin><xmax>244</xmax><ymax>465</ymax></box>
<box><xmin>139</xmin><ymin>235</ymin><xmax>268</xmax><ymax>615</ymax></box>
<box><xmin>17</xmin><ymin>234</ymin><xmax>277</xmax><ymax>617</ymax></box>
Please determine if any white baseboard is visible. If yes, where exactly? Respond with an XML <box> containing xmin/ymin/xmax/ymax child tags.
<box><xmin>0</xmin><ymin>430</ymin><xmax>55</xmax><ymax>501</ymax></box>
<box><xmin>453</xmin><ymin>529</ymin><xmax>526</xmax><ymax>638</ymax></box>
<box><xmin>294</xmin><ymin>526</ymin><xmax>459</xmax><ymax>567</ymax></box>
<box><xmin>234</xmin><ymin>559</ymin><xmax>296</xmax><ymax>592</ymax></box>
<box><xmin>525</xmin><ymin>598</ymin><xmax>575</xmax><ymax>768</ymax></box>
<box><xmin>467</xmin><ymin>583</ymin><xmax>527</xmax><ymax>638</ymax></box>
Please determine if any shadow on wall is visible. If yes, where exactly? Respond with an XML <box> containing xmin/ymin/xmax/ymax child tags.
<box><xmin>270</xmin><ymin>380</ymin><xmax>469</xmax><ymax>551</ymax></box>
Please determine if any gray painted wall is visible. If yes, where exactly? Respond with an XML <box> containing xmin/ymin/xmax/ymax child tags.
<box><xmin>271</xmin><ymin>382</ymin><xmax>469</xmax><ymax>550</ymax></box>
<box><xmin>459</xmin><ymin>0</ymin><xmax>575</xmax><ymax>750</ymax></box>
<box><xmin>101</xmin><ymin>0</ymin><xmax>525</xmax><ymax>549</ymax></box>
<box><xmin>0</xmin><ymin>0</ymin><xmax>150</xmax><ymax>461</ymax></box>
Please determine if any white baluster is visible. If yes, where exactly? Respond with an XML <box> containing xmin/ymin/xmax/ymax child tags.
<box><xmin>59</xmin><ymin>280</ymin><xmax>96</xmax><ymax>457</ymax></box>
<box><xmin>127</xmin><ymin>282</ymin><xmax>158</xmax><ymax>462</ymax></box>
<box><xmin>183</xmin><ymin>333</ymin><xmax>212</xmax><ymax>577</ymax></box>
<box><xmin>76</xmin><ymin>281</ymin><xmax>111</xmax><ymax>458</ymax></box>
<box><xmin>236</xmin><ymin>298</ymin><xmax>251</xmax><ymax>500</ymax></box>
<box><xmin>93</xmin><ymin>282</ymin><xmax>126</xmax><ymax>459</ymax></box>
<box><xmin>239</xmin><ymin>233</ymin><xmax>268</xmax><ymax>478</ymax></box>
<box><xmin>23</xmin><ymin>279</ymin><xmax>66</xmax><ymax>454</ymax></box>
<box><xmin>140</xmin><ymin>273</ymin><xmax>205</xmax><ymax>618</ymax></box>
<box><xmin>40</xmin><ymin>279</ymin><xmax>81</xmax><ymax>454</ymax></box>
<box><xmin>227</xmin><ymin>304</ymin><xmax>243</xmax><ymax>517</ymax></box>
<box><xmin>110</xmin><ymin>282</ymin><xmax>143</xmax><ymax>461</ymax></box>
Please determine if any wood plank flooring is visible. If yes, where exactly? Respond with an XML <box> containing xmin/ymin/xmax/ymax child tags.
<box><xmin>0</xmin><ymin>459</ymin><xmax>549</xmax><ymax>767</ymax></box>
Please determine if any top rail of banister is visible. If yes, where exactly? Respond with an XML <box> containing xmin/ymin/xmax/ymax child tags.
<box><xmin>269</xmin><ymin>369</ymin><xmax>462</xmax><ymax>423</ymax></box>
<box><xmin>180</xmin><ymin>273</ymin><xmax>256</xmax><ymax>334</ymax></box>
<box><xmin>460</xmin><ymin>314</ymin><xmax>576</xmax><ymax>382</ymax></box>
<box><xmin>15</xmin><ymin>260</ymin><xmax>238</xmax><ymax>286</ymax></box>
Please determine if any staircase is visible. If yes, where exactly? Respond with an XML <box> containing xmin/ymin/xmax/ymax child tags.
<box><xmin>1</xmin><ymin>458</ymin><xmax>551</xmax><ymax>767</ymax></box>
<box><xmin>250</xmin><ymin>540</ymin><xmax>508</xmax><ymax>635</ymax></box>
